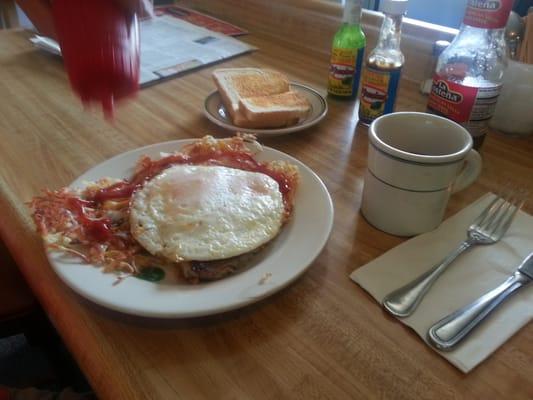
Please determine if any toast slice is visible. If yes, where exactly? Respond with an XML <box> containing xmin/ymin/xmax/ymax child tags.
<box><xmin>238</xmin><ymin>91</ymin><xmax>310</xmax><ymax>128</ymax></box>
<box><xmin>212</xmin><ymin>68</ymin><xmax>290</xmax><ymax>120</ymax></box>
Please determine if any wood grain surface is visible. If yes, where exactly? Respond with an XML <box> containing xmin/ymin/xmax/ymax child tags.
<box><xmin>0</xmin><ymin>21</ymin><xmax>532</xmax><ymax>400</ymax></box>
<box><xmin>179</xmin><ymin>0</ymin><xmax>457</xmax><ymax>83</ymax></box>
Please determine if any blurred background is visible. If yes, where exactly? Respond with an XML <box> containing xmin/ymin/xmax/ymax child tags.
<box><xmin>362</xmin><ymin>0</ymin><xmax>532</xmax><ymax>28</ymax></box>
<box><xmin>2</xmin><ymin>0</ymin><xmax>533</xmax><ymax>31</ymax></box>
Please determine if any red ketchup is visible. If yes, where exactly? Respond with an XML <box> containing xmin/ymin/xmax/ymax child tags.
<box><xmin>52</xmin><ymin>0</ymin><xmax>140</xmax><ymax>118</ymax></box>
<box><xmin>66</xmin><ymin>198</ymin><xmax>112</xmax><ymax>242</ymax></box>
<box><xmin>90</xmin><ymin>150</ymin><xmax>293</xmax><ymax>211</ymax></box>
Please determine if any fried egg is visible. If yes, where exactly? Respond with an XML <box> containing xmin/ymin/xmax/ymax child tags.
<box><xmin>130</xmin><ymin>165</ymin><xmax>284</xmax><ymax>262</ymax></box>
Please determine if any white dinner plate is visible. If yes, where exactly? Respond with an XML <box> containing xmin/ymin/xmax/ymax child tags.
<box><xmin>203</xmin><ymin>82</ymin><xmax>328</xmax><ymax>136</ymax></box>
<box><xmin>47</xmin><ymin>140</ymin><xmax>334</xmax><ymax>318</ymax></box>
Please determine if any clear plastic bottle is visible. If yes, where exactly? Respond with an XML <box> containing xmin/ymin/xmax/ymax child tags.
<box><xmin>358</xmin><ymin>0</ymin><xmax>408</xmax><ymax>124</ymax></box>
<box><xmin>327</xmin><ymin>0</ymin><xmax>366</xmax><ymax>99</ymax></box>
<box><xmin>426</xmin><ymin>0</ymin><xmax>514</xmax><ymax>149</ymax></box>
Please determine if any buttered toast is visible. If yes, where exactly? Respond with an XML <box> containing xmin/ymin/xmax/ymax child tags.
<box><xmin>212</xmin><ymin>68</ymin><xmax>310</xmax><ymax>129</ymax></box>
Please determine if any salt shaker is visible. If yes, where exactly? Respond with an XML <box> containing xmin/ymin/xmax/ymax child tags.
<box><xmin>489</xmin><ymin>60</ymin><xmax>533</xmax><ymax>136</ymax></box>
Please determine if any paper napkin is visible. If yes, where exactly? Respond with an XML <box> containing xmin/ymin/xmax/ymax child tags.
<box><xmin>351</xmin><ymin>193</ymin><xmax>533</xmax><ymax>373</ymax></box>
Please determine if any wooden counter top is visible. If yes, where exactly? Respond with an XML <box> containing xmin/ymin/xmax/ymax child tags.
<box><xmin>0</xmin><ymin>24</ymin><xmax>532</xmax><ymax>400</ymax></box>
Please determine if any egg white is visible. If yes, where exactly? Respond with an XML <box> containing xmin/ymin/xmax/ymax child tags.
<box><xmin>130</xmin><ymin>165</ymin><xmax>284</xmax><ymax>262</ymax></box>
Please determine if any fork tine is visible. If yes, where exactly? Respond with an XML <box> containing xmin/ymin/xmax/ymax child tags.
<box><xmin>493</xmin><ymin>198</ymin><xmax>524</xmax><ymax>238</ymax></box>
<box><xmin>476</xmin><ymin>196</ymin><xmax>506</xmax><ymax>229</ymax></box>
<box><xmin>486</xmin><ymin>189</ymin><xmax>525</xmax><ymax>237</ymax></box>
<box><xmin>485</xmin><ymin>197</ymin><xmax>514</xmax><ymax>235</ymax></box>
<box><xmin>472</xmin><ymin>196</ymin><xmax>501</xmax><ymax>227</ymax></box>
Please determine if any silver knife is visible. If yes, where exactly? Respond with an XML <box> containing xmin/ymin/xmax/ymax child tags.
<box><xmin>427</xmin><ymin>252</ymin><xmax>533</xmax><ymax>351</ymax></box>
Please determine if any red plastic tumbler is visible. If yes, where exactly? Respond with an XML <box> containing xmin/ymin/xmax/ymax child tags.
<box><xmin>52</xmin><ymin>0</ymin><xmax>140</xmax><ymax>117</ymax></box>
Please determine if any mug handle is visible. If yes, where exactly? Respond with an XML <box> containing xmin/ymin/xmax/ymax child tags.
<box><xmin>452</xmin><ymin>149</ymin><xmax>482</xmax><ymax>193</ymax></box>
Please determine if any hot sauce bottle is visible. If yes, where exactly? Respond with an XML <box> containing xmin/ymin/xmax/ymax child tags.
<box><xmin>327</xmin><ymin>0</ymin><xmax>366</xmax><ymax>99</ymax></box>
<box><xmin>426</xmin><ymin>0</ymin><xmax>513</xmax><ymax>149</ymax></box>
<box><xmin>358</xmin><ymin>0</ymin><xmax>408</xmax><ymax>124</ymax></box>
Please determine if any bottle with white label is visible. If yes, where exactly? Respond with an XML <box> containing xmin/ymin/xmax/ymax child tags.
<box><xmin>426</xmin><ymin>0</ymin><xmax>513</xmax><ymax>149</ymax></box>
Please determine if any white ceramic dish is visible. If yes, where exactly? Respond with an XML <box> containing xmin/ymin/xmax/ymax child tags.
<box><xmin>47</xmin><ymin>140</ymin><xmax>334</xmax><ymax>318</ymax></box>
<box><xmin>203</xmin><ymin>82</ymin><xmax>328</xmax><ymax>136</ymax></box>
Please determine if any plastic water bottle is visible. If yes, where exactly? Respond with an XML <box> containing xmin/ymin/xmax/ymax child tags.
<box><xmin>426</xmin><ymin>0</ymin><xmax>514</xmax><ymax>149</ymax></box>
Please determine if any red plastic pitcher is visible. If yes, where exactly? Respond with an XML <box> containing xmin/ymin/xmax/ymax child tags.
<box><xmin>52</xmin><ymin>0</ymin><xmax>140</xmax><ymax>117</ymax></box>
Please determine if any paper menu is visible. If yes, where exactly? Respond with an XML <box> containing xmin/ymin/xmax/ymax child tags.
<box><xmin>139</xmin><ymin>15</ymin><xmax>255</xmax><ymax>85</ymax></box>
<box><xmin>30</xmin><ymin>15</ymin><xmax>256</xmax><ymax>86</ymax></box>
<box><xmin>156</xmin><ymin>5</ymin><xmax>248</xmax><ymax>36</ymax></box>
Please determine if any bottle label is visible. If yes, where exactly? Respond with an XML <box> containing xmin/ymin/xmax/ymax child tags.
<box><xmin>328</xmin><ymin>48</ymin><xmax>364</xmax><ymax>97</ymax></box>
<box><xmin>463</xmin><ymin>0</ymin><xmax>513</xmax><ymax>29</ymax></box>
<box><xmin>427</xmin><ymin>75</ymin><xmax>501</xmax><ymax>137</ymax></box>
<box><xmin>358</xmin><ymin>66</ymin><xmax>402</xmax><ymax>123</ymax></box>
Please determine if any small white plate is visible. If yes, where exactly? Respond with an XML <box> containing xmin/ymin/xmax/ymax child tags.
<box><xmin>47</xmin><ymin>140</ymin><xmax>334</xmax><ymax>318</ymax></box>
<box><xmin>203</xmin><ymin>83</ymin><xmax>328</xmax><ymax>136</ymax></box>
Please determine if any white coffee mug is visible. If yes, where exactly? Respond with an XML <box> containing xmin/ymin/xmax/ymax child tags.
<box><xmin>361</xmin><ymin>112</ymin><xmax>482</xmax><ymax>236</ymax></box>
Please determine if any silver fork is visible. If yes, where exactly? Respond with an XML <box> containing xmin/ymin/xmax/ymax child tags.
<box><xmin>382</xmin><ymin>193</ymin><xmax>524</xmax><ymax>318</ymax></box>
